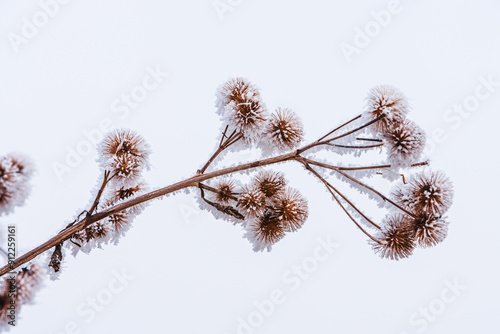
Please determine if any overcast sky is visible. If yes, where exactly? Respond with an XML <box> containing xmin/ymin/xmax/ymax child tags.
<box><xmin>1</xmin><ymin>0</ymin><xmax>499</xmax><ymax>333</ymax></box>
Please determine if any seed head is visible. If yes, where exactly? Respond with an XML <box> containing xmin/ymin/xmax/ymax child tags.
<box><xmin>237</xmin><ymin>185</ymin><xmax>266</xmax><ymax>218</ymax></box>
<box><xmin>370</xmin><ymin>214</ymin><xmax>415</xmax><ymax>260</ymax></box>
<box><xmin>392</xmin><ymin>170</ymin><xmax>453</xmax><ymax>216</ymax></box>
<box><xmin>365</xmin><ymin>85</ymin><xmax>409</xmax><ymax>133</ymax></box>
<box><xmin>99</xmin><ymin>129</ymin><xmax>150</xmax><ymax>185</ymax></box>
<box><xmin>252</xmin><ymin>170</ymin><xmax>286</xmax><ymax>199</ymax></box>
<box><xmin>211</xmin><ymin>178</ymin><xmax>237</xmax><ymax>205</ymax></box>
<box><xmin>246</xmin><ymin>207</ymin><xmax>286</xmax><ymax>251</ymax></box>
<box><xmin>273</xmin><ymin>188</ymin><xmax>308</xmax><ymax>232</ymax></box>
<box><xmin>411</xmin><ymin>213</ymin><xmax>449</xmax><ymax>248</ymax></box>
<box><xmin>0</xmin><ymin>153</ymin><xmax>34</xmax><ymax>216</ymax></box>
<box><xmin>265</xmin><ymin>108</ymin><xmax>304</xmax><ymax>151</ymax></box>
<box><xmin>216</xmin><ymin>78</ymin><xmax>268</xmax><ymax>143</ymax></box>
<box><xmin>383</xmin><ymin>120</ymin><xmax>426</xmax><ymax>166</ymax></box>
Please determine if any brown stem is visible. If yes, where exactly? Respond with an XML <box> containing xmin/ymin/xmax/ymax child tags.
<box><xmin>198</xmin><ymin>127</ymin><xmax>243</xmax><ymax>174</ymax></box>
<box><xmin>327</xmin><ymin>143</ymin><xmax>384</xmax><ymax>149</ymax></box>
<box><xmin>325</xmin><ymin>114</ymin><xmax>386</xmax><ymax>143</ymax></box>
<box><xmin>316</xmin><ymin>114</ymin><xmax>362</xmax><ymax>142</ymax></box>
<box><xmin>303</xmin><ymin>158</ymin><xmax>417</xmax><ymax>219</ymax></box>
<box><xmin>356</xmin><ymin>137</ymin><xmax>383</xmax><ymax>143</ymax></box>
<box><xmin>301</xmin><ymin>162</ymin><xmax>380</xmax><ymax>243</ymax></box>
<box><xmin>337</xmin><ymin>160</ymin><xmax>429</xmax><ymax>171</ymax></box>
<box><xmin>0</xmin><ymin>151</ymin><xmax>299</xmax><ymax>276</ymax></box>
<box><xmin>88</xmin><ymin>171</ymin><xmax>113</xmax><ymax>215</ymax></box>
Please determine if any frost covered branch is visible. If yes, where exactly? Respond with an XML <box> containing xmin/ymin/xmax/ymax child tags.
<box><xmin>0</xmin><ymin>78</ymin><xmax>454</xmax><ymax>325</ymax></box>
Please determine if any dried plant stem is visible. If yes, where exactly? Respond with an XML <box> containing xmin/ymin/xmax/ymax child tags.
<box><xmin>88</xmin><ymin>171</ymin><xmax>114</xmax><ymax>215</ymax></box>
<box><xmin>302</xmin><ymin>158</ymin><xmax>418</xmax><ymax>219</ymax></box>
<box><xmin>301</xmin><ymin>162</ymin><xmax>380</xmax><ymax>243</ymax></box>
<box><xmin>198</xmin><ymin>126</ymin><xmax>243</xmax><ymax>174</ymax></box>
<box><xmin>336</xmin><ymin>161</ymin><xmax>429</xmax><ymax>171</ymax></box>
<box><xmin>0</xmin><ymin>115</ymin><xmax>395</xmax><ymax>276</ymax></box>
<box><xmin>316</xmin><ymin>114</ymin><xmax>362</xmax><ymax>142</ymax></box>
<box><xmin>327</xmin><ymin>143</ymin><xmax>384</xmax><ymax>149</ymax></box>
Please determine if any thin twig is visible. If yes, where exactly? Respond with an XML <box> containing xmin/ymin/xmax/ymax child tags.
<box><xmin>303</xmin><ymin>158</ymin><xmax>418</xmax><ymax>219</ymax></box>
<box><xmin>326</xmin><ymin>143</ymin><xmax>384</xmax><ymax>149</ymax></box>
<box><xmin>316</xmin><ymin>114</ymin><xmax>362</xmax><ymax>142</ymax></box>
<box><xmin>299</xmin><ymin>159</ymin><xmax>381</xmax><ymax>230</ymax></box>
<box><xmin>198</xmin><ymin>127</ymin><xmax>242</xmax><ymax>174</ymax></box>
<box><xmin>301</xmin><ymin>162</ymin><xmax>380</xmax><ymax>243</ymax></box>
<box><xmin>325</xmin><ymin>114</ymin><xmax>386</xmax><ymax>143</ymax></box>
<box><xmin>356</xmin><ymin>137</ymin><xmax>383</xmax><ymax>143</ymax></box>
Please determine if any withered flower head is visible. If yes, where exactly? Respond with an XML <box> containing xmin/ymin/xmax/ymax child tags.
<box><xmin>0</xmin><ymin>153</ymin><xmax>34</xmax><ymax>216</ymax></box>
<box><xmin>365</xmin><ymin>85</ymin><xmax>409</xmax><ymax>133</ymax></box>
<box><xmin>383</xmin><ymin>120</ymin><xmax>426</xmax><ymax>166</ymax></box>
<box><xmin>109</xmin><ymin>181</ymin><xmax>147</xmax><ymax>203</ymax></box>
<box><xmin>265</xmin><ymin>108</ymin><xmax>304</xmax><ymax>151</ymax></box>
<box><xmin>211</xmin><ymin>178</ymin><xmax>237</xmax><ymax>205</ymax></box>
<box><xmin>0</xmin><ymin>262</ymin><xmax>43</xmax><ymax>324</ymax></box>
<box><xmin>99</xmin><ymin>129</ymin><xmax>150</xmax><ymax>184</ymax></box>
<box><xmin>371</xmin><ymin>214</ymin><xmax>415</xmax><ymax>260</ymax></box>
<box><xmin>216</xmin><ymin>77</ymin><xmax>268</xmax><ymax>143</ymax></box>
<box><xmin>411</xmin><ymin>213</ymin><xmax>449</xmax><ymax>248</ymax></box>
<box><xmin>392</xmin><ymin>170</ymin><xmax>453</xmax><ymax>216</ymax></box>
<box><xmin>274</xmin><ymin>187</ymin><xmax>308</xmax><ymax>232</ymax></box>
<box><xmin>237</xmin><ymin>184</ymin><xmax>266</xmax><ymax>218</ymax></box>
<box><xmin>252</xmin><ymin>170</ymin><xmax>286</xmax><ymax>199</ymax></box>
<box><xmin>246</xmin><ymin>207</ymin><xmax>286</xmax><ymax>251</ymax></box>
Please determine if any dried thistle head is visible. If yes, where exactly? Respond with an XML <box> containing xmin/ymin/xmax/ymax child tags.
<box><xmin>0</xmin><ymin>262</ymin><xmax>43</xmax><ymax>323</ymax></box>
<box><xmin>100</xmin><ymin>129</ymin><xmax>150</xmax><ymax>161</ymax></box>
<box><xmin>365</xmin><ymin>85</ymin><xmax>409</xmax><ymax>133</ymax></box>
<box><xmin>383</xmin><ymin>120</ymin><xmax>426</xmax><ymax>166</ymax></box>
<box><xmin>211</xmin><ymin>178</ymin><xmax>237</xmax><ymax>205</ymax></box>
<box><xmin>107</xmin><ymin>208</ymin><xmax>130</xmax><ymax>233</ymax></box>
<box><xmin>392</xmin><ymin>170</ymin><xmax>453</xmax><ymax>216</ymax></box>
<box><xmin>217</xmin><ymin>78</ymin><xmax>267</xmax><ymax>143</ymax></box>
<box><xmin>252</xmin><ymin>170</ymin><xmax>286</xmax><ymax>199</ymax></box>
<box><xmin>99</xmin><ymin>129</ymin><xmax>150</xmax><ymax>184</ymax></box>
<box><xmin>273</xmin><ymin>187</ymin><xmax>308</xmax><ymax>232</ymax></box>
<box><xmin>0</xmin><ymin>153</ymin><xmax>34</xmax><ymax>216</ymax></box>
<box><xmin>246</xmin><ymin>207</ymin><xmax>286</xmax><ymax>251</ymax></box>
<box><xmin>237</xmin><ymin>184</ymin><xmax>266</xmax><ymax>218</ymax></box>
<box><xmin>265</xmin><ymin>108</ymin><xmax>304</xmax><ymax>151</ymax></box>
<box><xmin>109</xmin><ymin>181</ymin><xmax>147</xmax><ymax>203</ymax></box>
<box><xmin>371</xmin><ymin>214</ymin><xmax>415</xmax><ymax>260</ymax></box>
<box><xmin>411</xmin><ymin>213</ymin><xmax>449</xmax><ymax>248</ymax></box>
<box><xmin>84</xmin><ymin>222</ymin><xmax>110</xmax><ymax>242</ymax></box>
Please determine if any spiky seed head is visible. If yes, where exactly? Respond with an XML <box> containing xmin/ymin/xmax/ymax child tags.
<box><xmin>274</xmin><ymin>188</ymin><xmax>308</xmax><ymax>232</ymax></box>
<box><xmin>365</xmin><ymin>85</ymin><xmax>410</xmax><ymax>134</ymax></box>
<box><xmin>370</xmin><ymin>214</ymin><xmax>415</xmax><ymax>260</ymax></box>
<box><xmin>216</xmin><ymin>77</ymin><xmax>268</xmax><ymax>143</ymax></box>
<box><xmin>0</xmin><ymin>262</ymin><xmax>43</xmax><ymax>322</ymax></box>
<box><xmin>252</xmin><ymin>170</ymin><xmax>286</xmax><ymax>199</ymax></box>
<box><xmin>84</xmin><ymin>222</ymin><xmax>110</xmax><ymax>242</ymax></box>
<box><xmin>211</xmin><ymin>178</ymin><xmax>237</xmax><ymax>205</ymax></box>
<box><xmin>0</xmin><ymin>153</ymin><xmax>34</xmax><ymax>216</ymax></box>
<box><xmin>383</xmin><ymin>120</ymin><xmax>426</xmax><ymax>166</ymax></box>
<box><xmin>237</xmin><ymin>185</ymin><xmax>266</xmax><ymax>218</ymax></box>
<box><xmin>411</xmin><ymin>213</ymin><xmax>449</xmax><ymax>248</ymax></box>
<box><xmin>110</xmin><ymin>181</ymin><xmax>147</xmax><ymax>203</ymax></box>
<box><xmin>247</xmin><ymin>207</ymin><xmax>286</xmax><ymax>251</ymax></box>
<box><xmin>392</xmin><ymin>170</ymin><xmax>453</xmax><ymax>216</ymax></box>
<box><xmin>99</xmin><ymin>129</ymin><xmax>150</xmax><ymax>185</ymax></box>
<box><xmin>266</xmin><ymin>108</ymin><xmax>304</xmax><ymax>151</ymax></box>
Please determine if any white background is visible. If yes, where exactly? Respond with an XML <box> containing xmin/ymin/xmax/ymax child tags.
<box><xmin>0</xmin><ymin>0</ymin><xmax>499</xmax><ymax>333</ymax></box>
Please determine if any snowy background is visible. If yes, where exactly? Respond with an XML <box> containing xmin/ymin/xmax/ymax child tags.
<box><xmin>1</xmin><ymin>0</ymin><xmax>499</xmax><ymax>333</ymax></box>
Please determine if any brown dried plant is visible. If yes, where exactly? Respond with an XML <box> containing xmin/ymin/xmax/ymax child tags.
<box><xmin>0</xmin><ymin>78</ymin><xmax>454</xmax><ymax>325</ymax></box>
